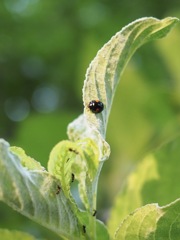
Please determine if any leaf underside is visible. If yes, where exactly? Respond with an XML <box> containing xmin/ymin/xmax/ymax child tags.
<box><xmin>0</xmin><ymin>139</ymin><xmax>81</xmax><ymax>239</ymax></box>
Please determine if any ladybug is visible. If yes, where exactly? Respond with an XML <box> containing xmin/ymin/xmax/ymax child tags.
<box><xmin>88</xmin><ymin>100</ymin><xmax>104</xmax><ymax>114</ymax></box>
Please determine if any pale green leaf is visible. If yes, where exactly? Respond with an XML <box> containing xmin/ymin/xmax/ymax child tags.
<box><xmin>48</xmin><ymin>138</ymin><xmax>99</xmax><ymax>211</ymax></box>
<box><xmin>10</xmin><ymin>146</ymin><xmax>44</xmax><ymax>171</ymax></box>
<box><xmin>114</xmin><ymin>199</ymin><xmax>180</xmax><ymax>240</ymax></box>
<box><xmin>0</xmin><ymin>139</ymin><xmax>107</xmax><ymax>239</ymax></box>
<box><xmin>107</xmin><ymin>154</ymin><xmax>159</xmax><ymax>236</ymax></box>
<box><xmin>0</xmin><ymin>229</ymin><xmax>38</xmax><ymax>240</ymax></box>
<box><xmin>48</xmin><ymin>138</ymin><xmax>106</xmax><ymax>239</ymax></box>
<box><xmin>107</xmin><ymin>135</ymin><xmax>180</xmax><ymax>238</ymax></box>
<box><xmin>68</xmin><ymin>17</ymin><xmax>179</xmax><ymax>162</ymax></box>
<box><xmin>83</xmin><ymin>17</ymin><xmax>178</xmax><ymax>137</ymax></box>
<box><xmin>0</xmin><ymin>139</ymin><xmax>82</xmax><ymax>240</ymax></box>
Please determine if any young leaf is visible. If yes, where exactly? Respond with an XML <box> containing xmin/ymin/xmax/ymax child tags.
<box><xmin>48</xmin><ymin>138</ymin><xmax>99</xmax><ymax>211</ymax></box>
<box><xmin>10</xmin><ymin>146</ymin><xmax>44</xmax><ymax>171</ymax></box>
<box><xmin>48</xmin><ymin>138</ymin><xmax>107</xmax><ymax>239</ymax></box>
<box><xmin>114</xmin><ymin>199</ymin><xmax>180</xmax><ymax>239</ymax></box>
<box><xmin>68</xmin><ymin>17</ymin><xmax>179</xmax><ymax>162</ymax></box>
<box><xmin>0</xmin><ymin>139</ymin><xmax>82</xmax><ymax>239</ymax></box>
<box><xmin>1</xmin><ymin>138</ymin><xmax>107</xmax><ymax>239</ymax></box>
<box><xmin>107</xmin><ymin>134</ymin><xmax>180</xmax><ymax>238</ymax></box>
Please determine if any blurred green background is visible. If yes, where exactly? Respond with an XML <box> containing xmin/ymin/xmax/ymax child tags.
<box><xmin>0</xmin><ymin>0</ymin><xmax>180</xmax><ymax>239</ymax></box>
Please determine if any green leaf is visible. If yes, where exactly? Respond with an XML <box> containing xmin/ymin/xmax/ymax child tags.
<box><xmin>0</xmin><ymin>139</ymin><xmax>108</xmax><ymax>239</ymax></box>
<box><xmin>0</xmin><ymin>139</ymin><xmax>82</xmax><ymax>240</ymax></box>
<box><xmin>68</xmin><ymin>17</ymin><xmax>179</xmax><ymax>162</ymax></box>
<box><xmin>96</xmin><ymin>220</ymin><xmax>110</xmax><ymax>240</ymax></box>
<box><xmin>10</xmin><ymin>146</ymin><xmax>45</xmax><ymax>171</ymax></box>
<box><xmin>0</xmin><ymin>17</ymin><xmax>179</xmax><ymax>240</ymax></box>
<box><xmin>68</xmin><ymin>17</ymin><xmax>179</xmax><ymax>238</ymax></box>
<box><xmin>48</xmin><ymin>138</ymin><xmax>99</xmax><ymax>211</ymax></box>
<box><xmin>107</xmin><ymin>135</ymin><xmax>180</xmax><ymax>238</ymax></box>
<box><xmin>114</xmin><ymin>199</ymin><xmax>180</xmax><ymax>239</ymax></box>
<box><xmin>48</xmin><ymin>138</ymin><xmax>106</xmax><ymax>239</ymax></box>
<box><xmin>82</xmin><ymin>17</ymin><xmax>178</xmax><ymax>136</ymax></box>
<box><xmin>0</xmin><ymin>229</ymin><xmax>38</xmax><ymax>240</ymax></box>
<box><xmin>107</xmin><ymin>154</ymin><xmax>159</xmax><ymax>236</ymax></box>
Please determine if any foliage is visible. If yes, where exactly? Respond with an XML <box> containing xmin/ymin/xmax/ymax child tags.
<box><xmin>0</xmin><ymin>17</ymin><xmax>180</xmax><ymax>240</ymax></box>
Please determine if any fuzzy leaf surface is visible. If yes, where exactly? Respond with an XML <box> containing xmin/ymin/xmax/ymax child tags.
<box><xmin>48</xmin><ymin>138</ymin><xmax>99</xmax><ymax>211</ymax></box>
<box><xmin>0</xmin><ymin>139</ymin><xmax>82</xmax><ymax>240</ymax></box>
<box><xmin>68</xmin><ymin>17</ymin><xmax>179</xmax><ymax>162</ymax></box>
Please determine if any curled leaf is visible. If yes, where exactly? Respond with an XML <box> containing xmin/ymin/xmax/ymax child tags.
<box><xmin>68</xmin><ymin>17</ymin><xmax>179</xmax><ymax>162</ymax></box>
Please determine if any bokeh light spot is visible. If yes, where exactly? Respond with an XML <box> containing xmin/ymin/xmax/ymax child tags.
<box><xmin>3</xmin><ymin>0</ymin><xmax>39</xmax><ymax>15</ymax></box>
<box><xmin>32</xmin><ymin>85</ymin><xmax>60</xmax><ymax>113</ymax></box>
<box><xmin>21</xmin><ymin>56</ymin><xmax>46</xmax><ymax>80</ymax></box>
<box><xmin>4</xmin><ymin>97</ymin><xmax>30</xmax><ymax>122</ymax></box>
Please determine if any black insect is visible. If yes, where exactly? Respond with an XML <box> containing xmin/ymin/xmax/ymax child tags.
<box><xmin>82</xmin><ymin>225</ymin><xmax>86</xmax><ymax>234</ymax></box>
<box><xmin>68</xmin><ymin>148</ymin><xmax>79</xmax><ymax>154</ymax></box>
<box><xmin>88</xmin><ymin>100</ymin><xmax>104</xmax><ymax>114</ymax></box>
<box><xmin>56</xmin><ymin>185</ymin><xmax>61</xmax><ymax>195</ymax></box>
<box><xmin>71</xmin><ymin>173</ymin><xmax>75</xmax><ymax>182</ymax></box>
<box><xmin>92</xmin><ymin>209</ymin><xmax>97</xmax><ymax>217</ymax></box>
